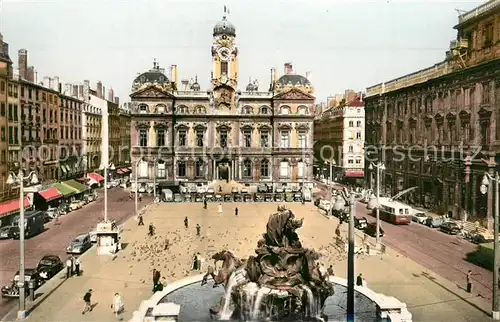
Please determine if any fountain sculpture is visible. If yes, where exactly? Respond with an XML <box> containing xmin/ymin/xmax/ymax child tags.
<box><xmin>202</xmin><ymin>205</ymin><xmax>334</xmax><ymax>321</ymax></box>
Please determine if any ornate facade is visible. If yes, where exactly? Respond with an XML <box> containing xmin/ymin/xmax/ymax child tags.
<box><xmin>364</xmin><ymin>1</ymin><xmax>500</xmax><ymax>227</ymax></box>
<box><xmin>130</xmin><ymin>11</ymin><xmax>315</xmax><ymax>191</ymax></box>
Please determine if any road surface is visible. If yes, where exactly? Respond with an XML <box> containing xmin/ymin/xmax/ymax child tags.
<box><xmin>0</xmin><ymin>188</ymin><xmax>150</xmax><ymax>318</ymax></box>
<box><xmin>315</xmin><ymin>180</ymin><xmax>494</xmax><ymax>301</ymax></box>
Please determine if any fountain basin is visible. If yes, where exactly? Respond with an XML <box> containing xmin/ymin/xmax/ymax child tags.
<box><xmin>130</xmin><ymin>274</ymin><xmax>412</xmax><ymax>321</ymax></box>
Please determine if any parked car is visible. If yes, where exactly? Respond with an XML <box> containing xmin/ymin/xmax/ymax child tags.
<box><xmin>318</xmin><ymin>200</ymin><xmax>331</xmax><ymax>212</ymax></box>
<box><xmin>354</xmin><ymin>217</ymin><xmax>368</xmax><ymax>230</ymax></box>
<box><xmin>412</xmin><ymin>212</ymin><xmax>429</xmax><ymax>224</ymax></box>
<box><xmin>66</xmin><ymin>234</ymin><xmax>92</xmax><ymax>254</ymax></box>
<box><xmin>58</xmin><ymin>203</ymin><xmax>71</xmax><ymax>214</ymax></box>
<box><xmin>70</xmin><ymin>200</ymin><xmax>82</xmax><ymax>211</ymax></box>
<box><xmin>36</xmin><ymin>255</ymin><xmax>64</xmax><ymax>280</ymax></box>
<box><xmin>1</xmin><ymin>269</ymin><xmax>43</xmax><ymax>298</ymax></box>
<box><xmin>364</xmin><ymin>223</ymin><xmax>384</xmax><ymax>237</ymax></box>
<box><xmin>440</xmin><ymin>221</ymin><xmax>461</xmax><ymax>235</ymax></box>
<box><xmin>471</xmin><ymin>233</ymin><xmax>494</xmax><ymax>244</ymax></box>
<box><xmin>46</xmin><ymin>207</ymin><xmax>59</xmax><ymax>220</ymax></box>
<box><xmin>425</xmin><ymin>216</ymin><xmax>444</xmax><ymax>228</ymax></box>
<box><xmin>0</xmin><ymin>226</ymin><xmax>14</xmax><ymax>239</ymax></box>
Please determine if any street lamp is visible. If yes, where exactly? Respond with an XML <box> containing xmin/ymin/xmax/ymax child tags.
<box><xmin>482</xmin><ymin>172</ymin><xmax>500</xmax><ymax>320</ymax></box>
<box><xmin>368</xmin><ymin>162</ymin><xmax>385</xmax><ymax>247</ymax></box>
<box><xmin>103</xmin><ymin>163</ymin><xmax>116</xmax><ymax>222</ymax></box>
<box><xmin>335</xmin><ymin>187</ymin><xmax>364</xmax><ymax>322</ymax></box>
<box><xmin>135</xmin><ymin>159</ymin><xmax>141</xmax><ymax>217</ymax></box>
<box><xmin>6</xmin><ymin>170</ymin><xmax>39</xmax><ymax>320</ymax></box>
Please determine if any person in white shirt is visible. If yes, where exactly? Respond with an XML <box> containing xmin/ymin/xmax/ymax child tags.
<box><xmin>75</xmin><ymin>257</ymin><xmax>81</xmax><ymax>276</ymax></box>
<box><xmin>218</xmin><ymin>203</ymin><xmax>223</xmax><ymax>216</ymax></box>
<box><xmin>111</xmin><ymin>292</ymin><xmax>124</xmax><ymax>320</ymax></box>
<box><xmin>66</xmin><ymin>258</ymin><xmax>72</xmax><ymax>278</ymax></box>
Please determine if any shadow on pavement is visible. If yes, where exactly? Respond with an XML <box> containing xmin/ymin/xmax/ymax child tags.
<box><xmin>419</xmin><ymin>271</ymin><xmax>490</xmax><ymax>317</ymax></box>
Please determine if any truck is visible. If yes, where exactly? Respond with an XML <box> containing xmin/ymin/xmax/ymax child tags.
<box><xmin>12</xmin><ymin>210</ymin><xmax>45</xmax><ymax>239</ymax></box>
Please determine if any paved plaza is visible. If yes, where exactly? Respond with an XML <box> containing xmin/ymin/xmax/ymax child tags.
<box><xmin>5</xmin><ymin>202</ymin><xmax>492</xmax><ymax>322</ymax></box>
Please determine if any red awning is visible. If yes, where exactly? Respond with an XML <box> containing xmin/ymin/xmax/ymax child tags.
<box><xmin>88</xmin><ymin>172</ymin><xmax>104</xmax><ymax>183</ymax></box>
<box><xmin>38</xmin><ymin>188</ymin><xmax>63</xmax><ymax>202</ymax></box>
<box><xmin>117</xmin><ymin>170</ymin><xmax>124</xmax><ymax>175</ymax></box>
<box><xmin>0</xmin><ymin>197</ymin><xmax>31</xmax><ymax>218</ymax></box>
<box><xmin>345</xmin><ymin>170</ymin><xmax>364</xmax><ymax>178</ymax></box>
<box><xmin>77</xmin><ymin>177</ymin><xmax>90</xmax><ymax>183</ymax></box>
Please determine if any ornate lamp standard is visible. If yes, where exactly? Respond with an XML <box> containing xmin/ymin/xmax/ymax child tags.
<box><xmin>368</xmin><ymin>162</ymin><xmax>385</xmax><ymax>247</ymax></box>
<box><xmin>6</xmin><ymin>170</ymin><xmax>39</xmax><ymax>319</ymax></box>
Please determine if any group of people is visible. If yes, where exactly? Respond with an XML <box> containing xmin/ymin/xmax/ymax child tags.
<box><xmin>66</xmin><ymin>256</ymin><xmax>81</xmax><ymax>278</ymax></box>
<box><xmin>184</xmin><ymin>217</ymin><xmax>202</xmax><ymax>236</ymax></box>
<box><xmin>152</xmin><ymin>269</ymin><xmax>163</xmax><ymax>292</ymax></box>
<box><xmin>81</xmin><ymin>289</ymin><xmax>125</xmax><ymax>320</ymax></box>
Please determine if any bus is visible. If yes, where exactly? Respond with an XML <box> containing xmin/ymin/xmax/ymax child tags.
<box><xmin>372</xmin><ymin>197</ymin><xmax>412</xmax><ymax>225</ymax></box>
<box><xmin>12</xmin><ymin>210</ymin><xmax>45</xmax><ymax>239</ymax></box>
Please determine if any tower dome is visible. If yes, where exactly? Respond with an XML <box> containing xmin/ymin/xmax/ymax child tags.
<box><xmin>190</xmin><ymin>76</ymin><xmax>201</xmax><ymax>91</ymax></box>
<box><xmin>213</xmin><ymin>8</ymin><xmax>235</xmax><ymax>37</ymax></box>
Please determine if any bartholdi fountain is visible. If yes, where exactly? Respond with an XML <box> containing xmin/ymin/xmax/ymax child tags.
<box><xmin>201</xmin><ymin>205</ymin><xmax>334</xmax><ymax>321</ymax></box>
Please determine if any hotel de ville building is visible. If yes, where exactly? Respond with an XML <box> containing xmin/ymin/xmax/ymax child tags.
<box><xmin>129</xmin><ymin>10</ymin><xmax>315</xmax><ymax>193</ymax></box>
<box><xmin>364</xmin><ymin>0</ymin><xmax>500</xmax><ymax>228</ymax></box>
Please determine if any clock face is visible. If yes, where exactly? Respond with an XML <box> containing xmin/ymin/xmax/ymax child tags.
<box><xmin>218</xmin><ymin>47</ymin><xmax>230</xmax><ymax>61</ymax></box>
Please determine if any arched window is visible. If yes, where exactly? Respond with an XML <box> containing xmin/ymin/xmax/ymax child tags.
<box><xmin>157</xmin><ymin>160</ymin><xmax>166</xmax><ymax>178</ymax></box>
<box><xmin>243</xmin><ymin>106</ymin><xmax>253</xmax><ymax>114</ymax></box>
<box><xmin>243</xmin><ymin>159</ymin><xmax>252</xmax><ymax>177</ymax></box>
<box><xmin>156</xmin><ymin>104</ymin><xmax>166</xmax><ymax>114</ymax></box>
<box><xmin>260</xmin><ymin>106</ymin><xmax>269</xmax><ymax>115</ymax></box>
<box><xmin>138</xmin><ymin>104</ymin><xmax>148</xmax><ymax>114</ymax></box>
<box><xmin>298</xmin><ymin>106</ymin><xmax>308</xmax><ymax>115</ymax></box>
<box><xmin>260</xmin><ymin>159</ymin><xmax>270</xmax><ymax>178</ymax></box>
<box><xmin>280</xmin><ymin>106</ymin><xmax>290</xmax><ymax>115</ymax></box>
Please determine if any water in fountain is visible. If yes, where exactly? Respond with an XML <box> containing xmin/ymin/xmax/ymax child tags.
<box><xmin>201</xmin><ymin>205</ymin><xmax>335</xmax><ymax>321</ymax></box>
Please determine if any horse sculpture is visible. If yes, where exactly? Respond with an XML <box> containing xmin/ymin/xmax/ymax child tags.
<box><xmin>202</xmin><ymin>250</ymin><xmax>243</xmax><ymax>289</ymax></box>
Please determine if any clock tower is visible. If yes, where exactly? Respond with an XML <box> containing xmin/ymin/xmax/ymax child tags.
<box><xmin>211</xmin><ymin>7</ymin><xmax>238</xmax><ymax>108</ymax></box>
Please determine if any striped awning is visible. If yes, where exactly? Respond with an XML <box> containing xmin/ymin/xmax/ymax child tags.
<box><xmin>0</xmin><ymin>197</ymin><xmax>31</xmax><ymax>218</ymax></box>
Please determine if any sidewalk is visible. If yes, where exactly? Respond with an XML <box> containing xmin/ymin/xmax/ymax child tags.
<box><xmin>3</xmin><ymin>202</ymin><xmax>493</xmax><ymax>322</ymax></box>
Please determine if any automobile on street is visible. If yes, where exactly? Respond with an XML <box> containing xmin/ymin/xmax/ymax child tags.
<box><xmin>439</xmin><ymin>221</ymin><xmax>461</xmax><ymax>235</ymax></box>
<box><xmin>0</xmin><ymin>226</ymin><xmax>14</xmax><ymax>239</ymax></box>
<box><xmin>412</xmin><ymin>212</ymin><xmax>429</xmax><ymax>224</ymax></box>
<box><xmin>36</xmin><ymin>255</ymin><xmax>64</xmax><ymax>280</ymax></box>
<box><xmin>1</xmin><ymin>269</ymin><xmax>43</xmax><ymax>299</ymax></box>
<box><xmin>66</xmin><ymin>233</ymin><xmax>92</xmax><ymax>254</ymax></box>
<box><xmin>364</xmin><ymin>222</ymin><xmax>384</xmax><ymax>238</ymax></box>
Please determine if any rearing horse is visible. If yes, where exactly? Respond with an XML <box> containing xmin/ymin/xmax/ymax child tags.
<box><xmin>202</xmin><ymin>250</ymin><xmax>243</xmax><ymax>289</ymax></box>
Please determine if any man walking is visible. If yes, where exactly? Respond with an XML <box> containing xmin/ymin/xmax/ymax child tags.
<box><xmin>327</xmin><ymin>265</ymin><xmax>334</xmax><ymax>277</ymax></box>
<box><xmin>138</xmin><ymin>214</ymin><xmax>144</xmax><ymax>226</ymax></box>
<box><xmin>66</xmin><ymin>257</ymin><xmax>73</xmax><ymax>278</ymax></box>
<box><xmin>218</xmin><ymin>203</ymin><xmax>223</xmax><ymax>216</ymax></box>
<box><xmin>203</xmin><ymin>197</ymin><xmax>207</xmax><ymax>209</ymax></box>
<box><xmin>111</xmin><ymin>292</ymin><xmax>124</xmax><ymax>320</ymax></box>
<box><xmin>196</xmin><ymin>224</ymin><xmax>201</xmax><ymax>236</ymax></box>
<box><xmin>234</xmin><ymin>207</ymin><xmax>238</xmax><ymax>216</ymax></box>
<box><xmin>356</xmin><ymin>273</ymin><xmax>364</xmax><ymax>286</ymax></box>
<box><xmin>184</xmin><ymin>216</ymin><xmax>189</xmax><ymax>229</ymax></box>
<box><xmin>82</xmin><ymin>289</ymin><xmax>93</xmax><ymax>315</ymax></box>
<box><xmin>75</xmin><ymin>257</ymin><xmax>81</xmax><ymax>276</ymax></box>
<box><xmin>466</xmin><ymin>270</ymin><xmax>478</xmax><ymax>293</ymax></box>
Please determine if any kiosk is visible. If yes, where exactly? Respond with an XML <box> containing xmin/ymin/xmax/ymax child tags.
<box><xmin>95</xmin><ymin>221</ymin><xmax>122</xmax><ymax>256</ymax></box>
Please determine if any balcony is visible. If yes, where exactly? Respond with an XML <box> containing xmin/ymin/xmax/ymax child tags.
<box><xmin>450</xmin><ymin>39</ymin><xmax>469</xmax><ymax>50</ymax></box>
<box><xmin>458</xmin><ymin>0</ymin><xmax>500</xmax><ymax>25</ymax></box>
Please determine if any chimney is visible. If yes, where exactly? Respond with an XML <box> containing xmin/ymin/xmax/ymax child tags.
<box><xmin>72</xmin><ymin>85</ymin><xmax>78</xmax><ymax>97</ymax></box>
<box><xmin>48</xmin><ymin>77</ymin><xmax>54</xmax><ymax>90</ymax></box>
<box><xmin>305</xmin><ymin>71</ymin><xmax>311</xmax><ymax>82</ymax></box>
<box><xmin>18</xmin><ymin>49</ymin><xmax>27</xmax><ymax>80</ymax></box>
<box><xmin>284</xmin><ymin>62</ymin><xmax>293</xmax><ymax>75</ymax></box>
<box><xmin>34</xmin><ymin>71</ymin><xmax>38</xmax><ymax>84</ymax></box>
<box><xmin>42</xmin><ymin>76</ymin><xmax>50</xmax><ymax>87</ymax></box>
<box><xmin>171</xmin><ymin>65</ymin><xmax>178</xmax><ymax>89</ymax></box>
<box><xmin>26</xmin><ymin>66</ymin><xmax>34</xmax><ymax>82</ymax></box>
<box><xmin>96</xmin><ymin>81</ymin><xmax>102</xmax><ymax>98</ymax></box>
<box><xmin>58</xmin><ymin>83</ymin><xmax>62</xmax><ymax>93</ymax></box>
<box><xmin>102</xmin><ymin>86</ymin><xmax>106</xmax><ymax>100</ymax></box>
<box><xmin>114</xmin><ymin>97</ymin><xmax>119</xmax><ymax>105</ymax></box>
<box><xmin>78</xmin><ymin>85</ymin><xmax>83</xmax><ymax>98</ymax></box>
<box><xmin>53</xmin><ymin>76</ymin><xmax>59</xmax><ymax>91</ymax></box>
<box><xmin>64</xmin><ymin>83</ymin><xmax>72</xmax><ymax>95</ymax></box>
<box><xmin>181</xmin><ymin>79</ymin><xmax>189</xmax><ymax>91</ymax></box>
<box><xmin>274</xmin><ymin>68</ymin><xmax>279</xmax><ymax>84</ymax></box>
<box><xmin>108</xmin><ymin>88</ymin><xmax>114</xmax><ymax>102</ymax></box>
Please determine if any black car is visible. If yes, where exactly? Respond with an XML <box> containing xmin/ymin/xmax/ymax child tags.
<box><xmin>440</xmin><ymin>221</ymin><xmax>461</xmax><ymax>235</ymax></box>
<box><xmin>36</xmin><ymin>255</ymin><xmax>64</xmax><ymax>280</ymax></box>
<box><xmin>0</xmin><ymin>226</ymin><xmax>14</xmax><ymax>239</ymax></box>
<box><xmin>364</xmin><ymin>223</ymin><xmax>384</xmax><ymax>238</ymax></box>
<box><xmin>1</xmin><ymin>269</ymin><xmax>43</xmax><ymax>298</ymax></box>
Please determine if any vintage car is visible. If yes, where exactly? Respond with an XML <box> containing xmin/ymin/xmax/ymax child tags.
<box><xmin>257</xmin><ymin>184</ymin><xmax>268</xmax><ymax>193</ymax></box>
<box><xmin>440</xmin><ymin>221</ymin><xmax>461</xmax><ymax>235</ymax></box>
<box><xmin>1</xmin><ymin>269</ymin><xmax>43</xmax><ymax>298</ymax></box>
<box><xmin>364</xmin><ymin>223</ymin><xmax>384</xmax><ymax>237</ymax></box>
<box><xmin>67</xmin><ymin>234</ymin><xmax>92</xmax><ymax>254</ymax></box>
<box><xmin>293</xmin><ymin>193</ymin><xmax>302</xmax><ymax>202</ymax></box>
<box><xmin>275</xmin><ymin>194</ymin><xmax>284</xmax><ymax>202</ymax></box>
<box><xmin>205</xmin><ymin>193</ymin><xmax>214</xmax><ymax>202</ymax></box>
<box><xmin>195</xmin><ymin>194</ymin><xmax>204</xmax><ymax>202</ymax></box>
<box><xmin>264</xmin><ymin>194</ymin><xmax>274</xmax><ymax>202</ymax></box>
<box><xmin>173</xmin><ymin>193</ymin><xmax>183</xmax><ymax>202</ymax></box>
<box><xmin>163</xmin><ymin>189</ymin><xmax>174</xmax><ymax>202</ymax></box>
<box><xmin>354</xmin><ymin>217</ymin><xmax>368</xmax><ymax>230</ymax></box>
<box><xmin>254</xmin><ymin>194</ymin><xmax>264</xmax><ymax>202</ymax></box>
<box><xmin>425</xmin><ymin>216</ymin><xmax>444</xmax><ymax>228</ymax></box>
<box><xmin>241</xmin><ymin>187</ymin><xmax>249</xmax><ymax>194</ymax></box>
<box><xmin>243</xmin><ymin>194</ymin><xmax>252</xmax><ymax>202</ymax></box>
<box><xmin>233</xmin><ymin>194</ymin><xmax>243</xmax><ymax>202</ymax></box>
<box><xmin>36</xmin><ymin>255</ymin><xmax>64</xmax><ymax>280</ymax></box>
<box><xmin>215</xmin><ymin>194</ymin><xmax>223</xmax><ymax>202</ymax></box>
<box><xmin>275</xmin><ymin>187</ymin><xmax>284</xmax><ymax>194</ymax></box>
<box><xmin>285</xmin><ymin>193</ymin><xmax>294</xmax><ymax>202</ymax></box>
<box><xmin>223</xmin><ymin>194</ymin><xmax>232</xmax><ymax>202</ymax></box>
<box><xmin>70</xmin><ymin>200</ymin><xmax>83</xmax><ymax>211</ymax></box>
<box><xmin>188</xmin><ymin>186</ymin><xmax>198</xmax><ymax>194</ymax></box>
<box><xmin>0</xmin><ymin>226</ymin><xmax>14</xmax><ymax>239</ymax></box>
<box><xmin>184</xmin><ymin>194</ymin><xmax>192</xmax><ymax>202</ymax></box>
<box><xmin>231</xmin><ymin>187</ymin><xmax>239</xmax><ymax>194</ymax></box>
<box><xmin>412</xmin><ymin>212</ymin><xmax>429</xmax><ymax>224</ymax></box>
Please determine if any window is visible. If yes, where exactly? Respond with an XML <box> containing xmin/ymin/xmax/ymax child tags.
<box><xmin>356</xmin><ymin>159</ymin><xmax>361</xmax><ymax>164</ymax></box>
<box><xmin>348</xmin><ymin>159</ymin><xmax>353</xmax><ymax>164</ymax></box>
<box><xmin>221</xmin><ymin>61</ymin><xmax>228</xmax><ymax>75</ymax></box>
<box><xmin>298</xmin><ymin>106</ymin><xmax>307</xmax><ymax>115</ymax></box>
<box><xmin>7</xmin><ymin>104</ymin><xmax>12</xmax><ymax>121</ymax></box>
<box><xmin>177</xmin><ymin>162</ymin><xmax>187</xmax><ymax>177</ymax></box>
<box><xmin>139</xmin><ymin>105</ymin><xmax>148</xmax><ymax>114</ymax></box>
<box><xmin>8</xmin><ymin>127</ymin><xmax>12</xmax><ymax>144</ymax></box>
<box><xmin>157</xmin><ymin>129</ymin><xmax>165</xmax><ymax>146</ymax></box>
<box><xmin>298</xmin><ymin>161</ymin><xmax>305</xmax><ymax>178</ymax></box>
<box><xmin>280</xmin><ymin>106</ymin><xmax>290</xmax><ymax>115</ymax></box>
<box><xmin>196</xmin><ymin>130</ymin><xmax>204</xmax><ymax>147</ymax></box>
<box><xmin>482</xmin><ymin>83</ymin><xmax>490</xmax><ymax>104</ymax></box>
<box><xmin>0</xmin><ymin>81</ymin><xmax>4</xmax><ymax>93</ymax></box>
<box><xmin>261</xmin><ymin>160</ymin><xmax>269</xmax><ymax>177</ymax></box>
<box><xmin>261</xmin><ymin>107</ymin><xmax>268</xmax><ymax>114</ymax></box>
<box><xmin>195</xmin><ymin>160</ymin><xmax>204</xmax><ymax>177</ymax></box>
<box><xmin>178</xmin><ymin>130</ymin><xmax>186</xmax><ymax>146</ymax></box>
<box><xmin>348</xmin><ymin>145</ymin><xmax>353</xmax><ymax>152</ymax></box>
<box><xmin>279</xmin><ymin>161</ymin><xmax>290</xmax><ymax>177</ymax></box>
<box><xmin>220</xmin><ymin>130</ymin><xmax>228</xmax><ymax>148</ymax></box>
<box><xmin>243</xmin><ymin>106</ymin><xmax>253</xmax><ymax>114</ymax></box>
<box><xmin>13</xmin><ymin>106</ymin><xmax>17</xmax><ymax>121</ymax></box>
<box><xmin>243</xmin><ymin>130</ymin><xmax>251</xmax><ymax>147</ymax></box>
<box><xmin>280</xmin><ymin>130</ymin><xmax>289</xmax><ymax>148</ymax></box>
<box><xmin>356</xmin><ymin>132</ymin><xmax>362</xmax><ymax>139</ymax></box>
<box><xmin>139</xmin><ymin>129</ymin><xmax>148</xmax><ymax>147</ymax></box>
<box><xmin>157</xmin><ymin>161</ymin><xmax>166</xmax><ymax>178</ymax></box>
<box><xmin>0</xmin><ymin>103</ymin><xmax>4</xmax><ymax>116</ymax></box>
<box><xmin>260</xmin><ymin>131</ymin><xmax>269</xmax><ymax>148</ymax></box>
<box><xmin>0</xmin><ymin>127</ymin><xmax>5</xmax><ymax>141</ymax></box>
<box><xmin>298</xmin><ymin>131</ymin><xmax>307</xmax><ymax>148</ymax></box>
<box><xmin>357</xmin><ymin>121</ymin><xmax>362</xmax><ymax>127</ymax></box>
<box><xmin>243</xmin><ymin>159</ymin><xmax>252</xmax><ymax>177</ymax></box>
<box><xmin>484</xmin><ymin>22</ymin><xmax>494</xmax><ymax>46</ymax></box>
<box><xmin>348</xmin><ymin>121</ymin><xmax>354</xmax><ymax>127</ymax></box>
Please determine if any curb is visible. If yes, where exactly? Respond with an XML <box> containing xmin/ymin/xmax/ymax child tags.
<box><xmin>1</xmin><ymin>202</ymin><xmax>151</xmax><ymax>322</ymax></box>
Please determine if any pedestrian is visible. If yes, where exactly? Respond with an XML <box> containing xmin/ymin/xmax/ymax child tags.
<box><xmin>139</xmin><ymin>193</ymin><xmax>143</xmax><ymax>202</ymax></box>
<box><xmin>138</xmin><ymin>214</ymin><xmax>144</xmax><ymax>226</ymax></box>
<box><xmin>75</xmin><ymin>257</ymin><xmax>81</xmax><ymax>276</ymax></box>
<box><xmin>203</xmin><ymin>198</ymin><xmax>207</xmax><ymax>209</ymax></box>
<box><xmin>327</xmin><ymin>265</ymin><xmax>334</xmax><ymax>276</ymax></box>
<box><xmin>153</xmin><ymin>269</ymin><xmax>161</xmax><ymax>292</ymax></box>
<box><xmin>192</xmin><ymin>253</ymin><xmax>199</xmax><ymax>270</ymax></box>
<box><xmin>466</xmin><ymin>270</ymin><xmax>478</xmax><ymax>293</ymax></box>
<box><xmin>356</xmin><ymin>273</ymin><xmax>363</xmax><ymax>286</ymax></box>
<box><xmin>196</xmin><ymin>224</ymin><xmax>201</xmax><ymax>236</ymax></box>
<box><xmin>184</xmin><ymin>216</ymin><xmax>189</xmax><ymax>229</ymax></box>
<box><xmin>111</xmin><ymin>292</ymin><xmax>124</xmax><ymax>320</ymax></box>
<box><xmin>234</xmin><ymin>207</ymin><xmax>238</xmax><ymax>216</ymax></box>
<box><xmin>82</xmin><ymin>289</ymin><xmax>93</xmax><ymax>315</ymax></box>
<box><xmin>148</xmin><ymin>223</ymin><xmax>155</xmax><ymax>236</ymax></box>
<box><xmin>218</xmin><ymin>203</ymin><xmax>223</xmax><ymax>216</ymax></box>
<box><xmin>196</xmin><ymin>252</ymin><xmax>202</xmax><ymax>270</ymax></box>
<box><xmin>66</xmin><ymin>257</ymin><xmax>72</xmax><ymax>278</ymax></box>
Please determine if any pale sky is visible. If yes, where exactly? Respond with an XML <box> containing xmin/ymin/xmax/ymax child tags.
<box><xmin>0</xmin><ymin>0</ymin><xmax>486</xmax><ymax>103</ymax></box>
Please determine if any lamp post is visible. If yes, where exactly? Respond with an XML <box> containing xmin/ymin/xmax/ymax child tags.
<box><xmin>482</xmin><ymin>172</ymin><xmax>500</xmax><ymax>320</ymax></box>
<box><xmin>135</xmin><ymin>160</ymin><xmax>140</xmax><ymax>217</ymax></box>
<box><xmin>330</xmin><ymin>159</ymin><xmax>335</xmax><ymax>184</ymax></box>
<box><xmin>104</xmin><ymin>163</ymin><xmax>115</xmax><ymax>222</ymax></box>
<box><xmin>368</xmin><ymin>162</ymin><xmax>385</xmax><ymax>247</ymax></box>
<box><xmin>6</xmin><ymin>170</ymin><xmax>39</xmax><ymax>320</ymax></box>
<box><xmin>334</xmin><ymin>187</ymin><xmax>364</xmax><ymax>322</ymax></box>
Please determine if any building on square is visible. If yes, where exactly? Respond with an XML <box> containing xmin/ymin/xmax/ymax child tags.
<box><xmin>129</xmin><ymin>10</ymin><xmax>315</xmax><ymax>192</ymax></box>
<box><xmin>364</xmin><ymin>1</ymin><xmax>500</xmax><ymax>227</ymax></box>
<box><xmin>313</xmin><ymin>95</ymin><xmax>365</xmax><ymax>184</ymax></box>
